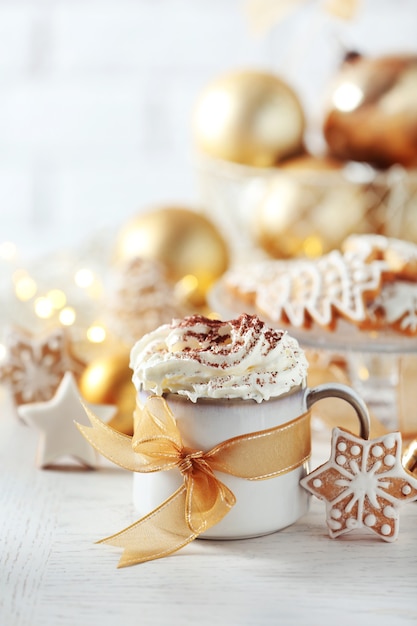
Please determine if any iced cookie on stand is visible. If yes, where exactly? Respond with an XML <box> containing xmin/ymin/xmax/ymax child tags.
<box><xmin>342</xmin><ymin>234</ymin><xmax>417</xmax><ymax>335</ymax></box>
<box><xmin>342</xmin><ymin>233</ymin><xmax>417</xmax><ymax>281</ymax></box>
<box><xmin>222</xmin><ymin>234</ymin><xmax>417</xmax><ymax>336</ymax></box>
<box><xmin>223</xmin><ymin>248</ymin><xmax>386</xmax><ymax>331</ymax></box>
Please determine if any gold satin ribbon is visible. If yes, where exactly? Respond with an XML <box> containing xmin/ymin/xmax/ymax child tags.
<box><xmin>77</xmin><ymin>396</ymin><xmax>311</xmax><ymax>567</ymax></box>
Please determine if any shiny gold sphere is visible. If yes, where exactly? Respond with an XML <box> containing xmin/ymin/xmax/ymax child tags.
<box><xmin>113</xmin><ymin>207</ymin><xmax>229</xmax><ymax>306</ymax></box>
<box><xmin>193</xmin><ymin>70</ymin><xmax>305</xmax><ymax>167</ymax></box>
<box><xmin>79</xmin><ymin>350</ymin><xmax>135</xmax><ymax>436</ymax></box>
<box><xmin>255</xmin><ymin>156</ymin><xmax>377</xmax><ymax>259</ymax></box>
<box><xmin>324</xmin><ymin>54</ymin><xmax>417</xmax><ymax>168</ymax></box>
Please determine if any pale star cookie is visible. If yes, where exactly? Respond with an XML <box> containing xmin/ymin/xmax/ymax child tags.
<box><xmin>18</xmin><ymin>371</ymin><xmax>116</xmax><ymax>469</ymax></box>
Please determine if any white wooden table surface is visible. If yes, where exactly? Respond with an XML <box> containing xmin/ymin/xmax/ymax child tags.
<box><xmin>1</xmin><ymin>389</ymin><xmax>416</xmax><ymax>626</ymax></box>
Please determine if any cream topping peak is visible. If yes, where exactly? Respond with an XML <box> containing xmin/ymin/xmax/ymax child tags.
<box><xmin>130</xmin><ymin>314</ymin><xmax>308</xmax><ymax>402</ymax></box>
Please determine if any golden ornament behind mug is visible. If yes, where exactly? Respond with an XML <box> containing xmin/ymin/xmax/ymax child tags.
<box><xmin>193</xmin><ymin>69</ymin><xmax>305</xmax><ymax>167</ymax></box>
<box><xmin>80</xmin><ymin>350</ymin><xmax>135</xmax><ymax>436</ymax></box>
<box><xmin>113</xmin><ymin>207</ymin><xmax>230</xmax><ymax>307</ymax></box>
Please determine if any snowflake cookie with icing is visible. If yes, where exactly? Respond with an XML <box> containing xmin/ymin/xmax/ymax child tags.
<box><xmin>300</xmin><ymin>427</ymin><xmax>417</xmax><ymax>541</ymax></box>
<box><xmin>0</xmin><ymin>326</ymin><xmax>85</xmax><ymax>408</ymax></box>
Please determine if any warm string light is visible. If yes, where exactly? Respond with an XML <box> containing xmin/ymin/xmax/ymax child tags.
<box><xmin>59</xmin><ymin>307</ymin><xmax>76</xmax><ymax>326</ymax></box>
<box><xmin>1</xmin><ymin>244</ymin><xmax>106</xmax><ymax>345</ymax></box>
<box><xmin>358</xmin><ymin>366</ymin><xmax>370</xmax><ymax>381</ymax></box>
<box><xmin>87</xmin><ymin>324</ymin><xmax>106</xmax><ymax>343</ymax></box>
<box><xmin>14</xmin><ymin>273</ymin><xmax>37</xmax><ymax>301</ymax></box>
<box><xmin>74</xmin><ymin>268</ymin><xmax>95</xmax><ymax>288</ymax></box>
<box><xmin>74</xmin><ymin>268</ymin><xmax>106</xmax><ymax>342</ymax></box>
<box><xmin>34</xmin><ymin>296</ymin><xmax>54</xmax><ymax>319</ymax></box>
<box><xmin>0</xmin><ymin>241</ymin><xmax>17</xmax><ymax>262</ymax></box>
<box><xmin>33</xmin><ymin>289</ymin><xmax>68</xmax><ymax>319</ymax></box>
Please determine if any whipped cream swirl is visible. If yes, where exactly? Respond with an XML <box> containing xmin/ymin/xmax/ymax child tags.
<box><xmin>130</xmin><ymin>314</ymin><xmax>308</xmax><ymax>402</ymax></box>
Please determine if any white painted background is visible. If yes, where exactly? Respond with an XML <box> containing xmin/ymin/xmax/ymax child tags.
<box><xmin>0</xmin><ymin>0</ymin><xmax>416</xmax><ymax>259</ymax></box>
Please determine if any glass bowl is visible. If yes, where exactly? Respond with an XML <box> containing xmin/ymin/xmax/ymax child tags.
<box><xmin>196</xmin><ymin>154</ymin><xmax>417</xmax><ymax>265</ymax></box>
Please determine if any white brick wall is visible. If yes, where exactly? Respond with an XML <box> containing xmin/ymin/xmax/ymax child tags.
<box><xmin>0</xmin><ymin>0</ymin><xmax>415</xmax><ymax>258</ymax></box>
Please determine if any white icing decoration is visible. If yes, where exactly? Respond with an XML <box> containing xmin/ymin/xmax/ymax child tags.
<box><xmin>383</xmin><ymin>506</ymin><xmax>396</xmax><ymax>519</ymax></box>
<box><xmin>336</xmin><ymin>455</ymin><xmax>346</xmax><ymax>466</ymax></box>
<box><xmin>346</xmin><ymin>518</ymin><xmax>358</xmax><ymax>529</ymax></box>
<box><xmin>384</xmin><ymin>454</ymin><xmax>395</xmax><ymax>467</ymax></box>
<box><xmin>381</xmin><ymin>524</ymin><xmax>392</xmax><ymax>536</ymax></box>
<box><xmin>327</xmin><ymin>519</ymin><xmax>342</xmax><ymax>530</ymax></box>
<box><xmin>330</xmin><ymin>508</ymin><xmax>342</xmax><ymax>519</ymax></box>
<box><xmin>350</xmin><ymin>445</ymin><xmax>361</xmax><ymax>456</ymax></box>
<box><xmin>364</xmin><ymin>514</ymin><xmax>376</xmax><ymax>527</ymax></box>
<box><xmin>384</xmin><ymin>436</ymin><xmax>396</xmax><ymax>449</ymax></box>
<box><xmin>373</xmin><ymin>282</ymin><xmax>417</xmax><ymax>332</ymax></box>
<box><xmin>313</xmin><ymin>478</ymin><xmax>322</xmax><ymax>489</ymax></box>
<box><xmin>402</xmin><ymin>484</ymin><xmax>412</xmax><ymax>495</ymax></box>
<box><xmin>337</xmin><ymin>442</ymin><xmax>347</xmax><ymax>452</ymax></box>
<box><xmin>371</xmin><ymin>445</ymin><xmax>383</xmax><ymax>458</ymax></box>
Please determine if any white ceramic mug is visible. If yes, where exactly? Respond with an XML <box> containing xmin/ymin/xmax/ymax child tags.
<box><xmin>132</xmin><ymin>383</ymin><xmax>370</xmax><ymax>539</ymax></box>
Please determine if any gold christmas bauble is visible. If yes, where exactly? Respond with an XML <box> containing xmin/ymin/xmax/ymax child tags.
<box><xmin>254</xmin><ymin>156</ymin><xmax>377</xmax><ymax>258</ymax></box>
<box><xmin>79</xmin><ymin>350</ymin><xmax>135</xmax><ymax>436</ymax></box>
<box><xmin>113</xmin><ymin>207</ymin><xmax>229</xmax><ymax>306</ymax></box>
<box><xmin>193</xmin><ymin>70</ymin><xmax>305</xmax><ymax>167</ymax></box>
<box><xmin>323</xmin><ymin>54</ymin><xmax>417</xmax><ymax>168</ymax></box>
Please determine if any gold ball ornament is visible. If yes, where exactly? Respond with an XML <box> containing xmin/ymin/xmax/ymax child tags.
<box><xmin>113</xmin><ymin>207</ymin><xmax>230</xmax><ymax>307</ymax></box>
<box><xmin>193</xmin><ymin>70</ymin><xmax>305</xmax><ymax>167</ymax></box>
<box><xmin>254</xmin><ymin>155</ymin><xmax>377</xmax><ymax>259</ymax></box>
<box><xmin>324</xmin><ymin>54</ymin><xmax>417</xmax><ymax>168</ymax></box>
<box><xmin>79</xmin><ymin>350</ymin><xmax>136</xmax><ymax>436</ymax></box>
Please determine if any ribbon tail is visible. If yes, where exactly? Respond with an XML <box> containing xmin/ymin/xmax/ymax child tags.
<box><xmin>76</xmin><ymin>404</ymin><xmax>145</xmax><ymax>472</ymax></box>
<box><xmin>186</xmin><ymin>469</ymin><xmax>236</xmax><ymax>534</ymax></box>
<box><xmin>98</xmin><ymin>486</ymin><xmax>198</xmax><ymax>567</ymax></box>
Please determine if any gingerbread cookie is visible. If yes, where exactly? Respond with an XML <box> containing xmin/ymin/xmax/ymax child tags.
<box><xmin>0</xmin><ymin>326</ymin><xmax>85</xmax><ymax>407</ymax></box>
<box><xmin>301</xmin><ymin>427</ymin><xmax>417</xmax><ymax>541</ymax></box>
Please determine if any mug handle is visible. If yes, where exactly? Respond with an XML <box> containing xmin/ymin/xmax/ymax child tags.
<box><xmin>305</xmin><ymin>382</ymin><xmax>370</xmax><ymax>440</ymax></box>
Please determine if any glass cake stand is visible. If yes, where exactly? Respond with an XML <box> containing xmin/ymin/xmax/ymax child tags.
<box><xmin>209</xmin><ymin>280</ymin><xmax>417</xmax><ymax>438</ymax></box>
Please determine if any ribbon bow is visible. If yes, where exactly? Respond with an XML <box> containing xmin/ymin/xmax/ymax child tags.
<box><xmin>77</xmin><ymin>396</ymin><xmax>311</xmax><ymax>567</ymax></box>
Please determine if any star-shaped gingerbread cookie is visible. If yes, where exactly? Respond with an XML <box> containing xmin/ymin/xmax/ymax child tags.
<box><xmin>300</xmin><ymin>427</ymin><xmax>417</xmax><ymax>541</ymax></box>
<box><xmin>0</xmin><ymin>326</ymin><xmax>85</xmax><ymax>409</ymax></box>
<box><xmin>18</xmin><ymin>371</ymin><xmax>117</xmax><ymax>469</ymax></box>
